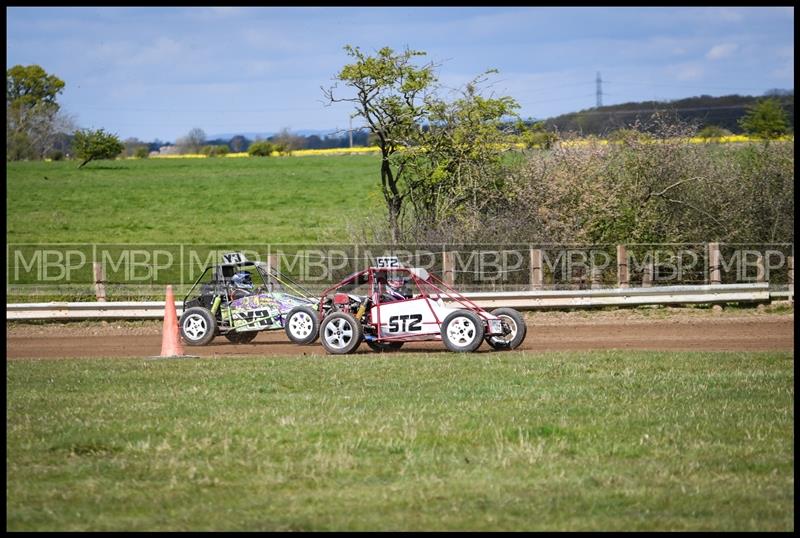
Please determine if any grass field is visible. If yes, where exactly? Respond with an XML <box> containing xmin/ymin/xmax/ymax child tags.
<box><xmin>6</xmin><ymin>155</ymin><xmax>384</xmax><ymax>244</ymax></box>
<box><xmin>6</xmin><ymin>350</ymin><xmax>794</xmax><ymax>531</ymax></box>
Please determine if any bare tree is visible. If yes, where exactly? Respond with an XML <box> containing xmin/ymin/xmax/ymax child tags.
<box><xmin>271</xmin><ymin>127</ymin><xmax>304</xmax><ymax>154</ymax></box>
<box><xmin>176</xmin><ymin>127</ymin><xmax>206</xmax><ymax>154</ymax></box>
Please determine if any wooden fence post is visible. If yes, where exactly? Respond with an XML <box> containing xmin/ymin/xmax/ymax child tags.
<box><xmin>267</xmin><ymin>253</ymin><xmax>279</xmax><ymax>292</ymax></box>
<box><xmin>268</xmin><ymin>253</ymin><xmax>279</xmax><ymax>273</ymax></box>
<box><xmin>93</xmin><ymin>262</ymin><xmax>106</xmax><ymax>302</ymax></box>
<box><xmin>591</xmin><ymin>266</ymin><xmax>603</xmax><ymax>289</ymax></box>
<box><xmin>530</xmin><ymin>248</ymin><xmax>543</xmax><ymax>290</ymax></box>
<box><xmin>642</xmin><ymin>261</ymin><xmax>653</xmax><ymax>288</ymax></box>
<box><xmin>754</xmin><ymin>254</ymin><xmax>767</xmax><ymax>310</ymax></box>
<box><xmin>617</xmin><ymin>245</ymin><xmax>629</xmax><ymax>289</ymax></box>
<box><xmin>789</xmin><ymin>256</ymin><xmax>794</xmax><ymax>304</ymax></box>
<box><xmin>708</xmin><ymin>242</ymin><xmax>721</xmax><ymax>285</ymax></box>
<box><xmin>442</xmin><ymin>250</ymin><xmax>455</xmax><ymax>287</ymax></box>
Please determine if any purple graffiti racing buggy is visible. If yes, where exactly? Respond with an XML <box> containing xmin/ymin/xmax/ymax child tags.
<box><xmin>179</xmin><ymin>252</ymin><xmax>318</xmax><ymax>346</ymax></box>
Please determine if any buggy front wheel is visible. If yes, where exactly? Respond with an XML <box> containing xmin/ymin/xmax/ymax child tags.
<box><xmin>179</xmin><ymin>306</ymin><xmax>217</xmax><ymax>346</ymax></box>
<box><xmin>441</xmin><ymin>310</ymin><xmax>485</xmax><ymax>353</ymax></box>
<box><xmin>320</xmin><ymin>312</ymin><xmax>363</xmax><ymax>354</ymax></box>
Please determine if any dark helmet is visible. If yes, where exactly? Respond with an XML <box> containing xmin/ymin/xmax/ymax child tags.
<box><xmin>231</xmin><ymin>271</ymin><xmax>254</xmax><ymax>290</ymax></box>
<box><xmin>385</xmin><ymin>275</ymin><xmax>407</xmax><ymax>299</ymax></box>
<box><xmin>387</xmin><ymin>276</ymin><xmax>405</xmax><ymax>290</ymax></box>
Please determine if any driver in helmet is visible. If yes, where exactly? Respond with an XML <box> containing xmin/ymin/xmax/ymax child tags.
<box><xmin>382</xmin><ymin>275</ymin><xmax>410</xmax><ymax>302</ymax></box>
<box><xmin>231</xmin><ymin>271</ymin><xmax>255</xmax><ymax>298</ymax></box>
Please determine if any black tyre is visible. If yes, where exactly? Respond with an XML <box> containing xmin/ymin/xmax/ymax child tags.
<box><xmin>224</xmin><ymin>331</ymin><xmax>258</xmax><ymax>344</ymax></box>
<box><xmin>366</xmin><ymin>340</ymin><xmax>404</xmax><ymax>353</ymax></box>
<box><xmin>320</xmin><ymin>312</ymin><xmax>363</xmax><ymax>354</ymax></box>
<box><xmin>441</xmin><ymin>310</ymin><xmax>485</xmax><ymax>352</ymax></box>
<box><xmin>179</xmin><ymin>306</ymin><xmax>217</xmax><ymax>346</ymax></box>
<box><xmin>485</xmin><ymin>307</ymin><xmax>527</xmax><ymax>350</ymax></box>
<box><xmin>284</xmin><ymin>306</ymin><xmax>320</xmax><ymax>345</ymax></box>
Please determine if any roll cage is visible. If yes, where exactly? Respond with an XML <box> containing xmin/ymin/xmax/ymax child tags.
<box><xmin>182</xmin><ymin>259</ymin><xmax>314</xmax><ymax>311</ymax></box>
<box><xmin>319</xmin><ymin>266</ymin><xmax>488</xmax><ymax>311</ymax></box>
<box><xmin>316</xmin><ymin>265</ymin><xmax>498</xmax><ymax>343</ymax></box>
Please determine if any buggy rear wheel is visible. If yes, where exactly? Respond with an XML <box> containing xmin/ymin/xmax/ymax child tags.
<box><xmin>284</xmin><ymin>306</ymin><xmax>320</xmax><ymax>345</ymax></box>
<box><xmin>485</xmin><ymin>308</ymin><xmax>527</xmax><ymax>350</ymax></box>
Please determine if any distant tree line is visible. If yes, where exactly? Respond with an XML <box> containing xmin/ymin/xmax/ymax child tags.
<box><xmin>204</xmin><ymin>129</ymin><xmax>373</xmax><ymax>153</ymax></box>
<box><xmin>543</xmin><ymin>92</ymin><xmax>794</xmax><ymax>136</ymax></box>
<box><xmin>162</xmin><ymin>92</ymin><xmax>795</xmax><ymax>159</ymax></box>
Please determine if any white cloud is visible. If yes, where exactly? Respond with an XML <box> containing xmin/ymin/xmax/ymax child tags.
<box><xmin>666</xmin><ymin>62</ymin><xmax>705</xmax><ymax>81</ymax></box>
<box><xmin>706</xmin><ymin>43</ymin><xmax>738</xmax><ymax>60</ymax></box>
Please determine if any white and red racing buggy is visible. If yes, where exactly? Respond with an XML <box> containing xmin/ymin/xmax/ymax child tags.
<box><xmin>283</xmin><ymin>257</ymin><xmax>527</xmax><ymax>354</ymax></box>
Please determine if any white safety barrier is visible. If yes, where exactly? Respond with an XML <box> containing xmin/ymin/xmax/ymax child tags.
<box><xmin>5</xmin><ymin>283</ymin><xmax>779</xmax><ymax>321</ymax></box>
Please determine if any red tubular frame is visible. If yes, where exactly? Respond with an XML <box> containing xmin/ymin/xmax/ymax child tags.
<box><xmin>316</xmin><ymin>266</ymin><xmax>499</xmax><ymax>343</ymax></box>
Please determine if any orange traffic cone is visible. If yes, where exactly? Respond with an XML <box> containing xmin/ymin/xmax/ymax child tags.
<box><xmin>160</xmin><ymin>285</ymin><xmax>185</xmax><ymax>357</ymax></box>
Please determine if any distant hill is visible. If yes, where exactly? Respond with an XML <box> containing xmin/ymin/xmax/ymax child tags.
<box><xmin>200</xmin><ymin>93</ymin><xmax>794</xmax><ymax>149</ymax></box>
<box><xmin>543</xmin><ymin>92</ymin><xmax>794</xmax><ymax>136</ymax></box>
<box><xmin>206</xmin><ymin>129</ymin><xmax>339</xmax><ymax>141</ymax></box>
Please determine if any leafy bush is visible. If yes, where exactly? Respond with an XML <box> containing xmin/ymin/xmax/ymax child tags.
<box><xmin>697</xmin><ymin>125</ymin><xmax>732</xmax><ymax>139</ymax></box>
<box><xmin>72</xmin><ymin>128</ymin><xmax>124</xmax><ymax>168</ymax></box>
<box><xmin>46</xmin><ymin>149</ymin><xmax>64</xmax><ymax>161</ymax></box>
<box><xmin>200</xmin><ymin>145</ymin><xmax>230</xmax><ymax>157</ymax></box>
<box><xmin>519</xmin><ymin>121</ymin><xmax>558</xmax><ymax>149</ymax></box>
<box><xmin>248</xmin><ymin>141</ymin><xmax>275</xmax><ymax>157</ymax></box>
<box><xmin>522</xmin><ymin>130</ymin><xmax>558</xmax><ymax>149</ymax></box>
<box><xmin>134</xmin><ymin>147</ymin><xmax>149</xmax><ymax>159</ymax></box>
<box><xmin>739</xmin><ymin>98</ymin><xmax>791</xmax><ymax>139</ymax></box>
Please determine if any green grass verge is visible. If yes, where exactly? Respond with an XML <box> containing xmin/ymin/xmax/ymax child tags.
<box><xmin>6</xmin><ymin>155</ymin><xmax>384</xmax><ymax>244</ymax></box>
<box><xmin>6</xmin><ymin>350</ymin><xmax>793</xmax><ymax>531</ymax></box>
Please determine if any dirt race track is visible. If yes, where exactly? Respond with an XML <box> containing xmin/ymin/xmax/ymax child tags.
<box><xmin>6</xmin><ymin>309</ymin><xmax>794</xmax><ymax>359</ymax></box>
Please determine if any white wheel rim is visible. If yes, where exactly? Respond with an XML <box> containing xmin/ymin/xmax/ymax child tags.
<box><xmin>324</xmin><ymin>318</ymin><xmax>354</xmax><ymax>350</ymax></box>
<box><xmin>491</xmin><ymin>314</ymin><xmax>517</xmax><ymax>344</ymax></box>
<box><xmin>447</xmin><ymin>316</ymin><xmax>477</xmax><ymax>347</ymax></box>
<box><xmin>183</xmin><ymin>314</ymin><xmax>208</xmax><ymax>340</ymax></box>
<box><xmin>289</xmin><ymin>312</ymin><xmax>313</xmax><ymax>339</ymax></box>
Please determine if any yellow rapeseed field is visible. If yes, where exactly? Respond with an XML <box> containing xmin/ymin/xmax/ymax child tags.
<box><xmin>137</xmin><ymin>134</ymin><xmax>792</xmax><ymax>159</ymax></box>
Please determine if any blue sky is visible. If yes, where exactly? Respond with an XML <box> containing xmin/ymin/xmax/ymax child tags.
<box><xmin>6</xmin><ymin>6</ymin><xmax>795</xmax><ymax>143</ymax></box>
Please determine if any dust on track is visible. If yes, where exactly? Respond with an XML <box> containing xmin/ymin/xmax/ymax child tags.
<box><xmin>6</xmin><ymin>308</ymin><xmax>794</xmax><ymax>359</ymax></box>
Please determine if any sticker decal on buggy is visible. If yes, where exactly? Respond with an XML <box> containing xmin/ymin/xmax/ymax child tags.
<box><xmin>388</xmin><ymin>314</ymin><xmax>423</xmax><ymax>333</ymax></box>
<box><xmin>225</xmin><ymin>293</ymin><xmax>312</xmax><ymax>331</ymax></box>
<box><xmin>231</xmin><ymin>308</ymin><xmax>279</xmax><ymax>330</ymax></box>
<box><xmin>376</xmin><ymin>256</ymin><xmax>400</xmax><ymax>268</ymax></box>
<box><xmin>222</xmin><ymin>252</ymin><xmax>247</xmax><ymax>264</ymax></box>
